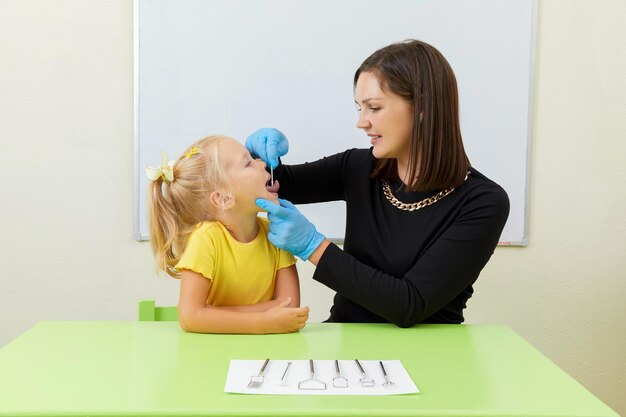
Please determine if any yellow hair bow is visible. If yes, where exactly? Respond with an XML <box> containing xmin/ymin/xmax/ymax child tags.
<box><xmin>146</xmin><ymin>151</ymin><xmax>175</xmax><ymax>183</ymax></box>
<box><xmin>186</xmin><ymin>146</ymin><xmax>199</xmax><ymax>159</ymax></box>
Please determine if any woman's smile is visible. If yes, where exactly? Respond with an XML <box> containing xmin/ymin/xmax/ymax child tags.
<box><xmin>368</xmin><ymin>133</ymin><xmax>382</xmax><ymax>145</ymax></box>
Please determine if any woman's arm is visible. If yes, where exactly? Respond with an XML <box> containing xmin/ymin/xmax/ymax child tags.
<box><xmin>308</xmin><ymin>240</ymin><xmax>331</xmax><ymax>265</ymax></box>
<box><xmin>312</xmin><ymin>186</ymin><xmax>510</xmax><ymax>327</ymax></box>
<box><xmin>274</xmin><ymin>150</ymin><xmax>352</xmax><ymax>204</ymax></box>
<box><xmin>246</xmin><ymin>128</ymin><xmax>348</xmax><ymax>204</ymax></box>
<box><xmin>178</xmin><ymin>269</ymin><xmax>308</xmax><ymax>334</ymax></box>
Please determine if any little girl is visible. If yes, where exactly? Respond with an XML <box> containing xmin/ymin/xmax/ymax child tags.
<box><xmin>146</xmin><ymin>135</ymin><xmax>309</xmax><ymax>334</ymax></box>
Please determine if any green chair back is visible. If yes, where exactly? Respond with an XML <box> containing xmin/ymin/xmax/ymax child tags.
<box><xmin>138</xmin><ymin>299</ymin><xmax>178</xmax><ymax>321</ymax></box>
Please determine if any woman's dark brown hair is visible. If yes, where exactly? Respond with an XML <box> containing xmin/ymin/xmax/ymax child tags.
<box><xmin>354</xmin><ymin>39</ymin><xmax>470</xmax><ymax>191</ymax></box>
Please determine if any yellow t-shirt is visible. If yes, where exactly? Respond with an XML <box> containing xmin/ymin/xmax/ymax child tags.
<box><xmin>175</xmin><ymin>217</ymin><xmax>296</xmax><ymax>306</ymax></box>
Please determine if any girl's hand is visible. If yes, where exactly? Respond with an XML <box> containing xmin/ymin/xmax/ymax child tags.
<box><xmin>263</xmin><ymin>298</ymin><xmax>309</xmax><ymax>333</ymax></box>
<box><xmin>245</xmin><ymin>128</ymin><xmax>289</xmax><ymax>169</ymax></box>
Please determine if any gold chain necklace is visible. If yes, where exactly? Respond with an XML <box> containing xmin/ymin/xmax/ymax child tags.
<box><xmin>382</xmin><ymin>172</ymin><xmax>470</xmax><ymax>212</ymax></box>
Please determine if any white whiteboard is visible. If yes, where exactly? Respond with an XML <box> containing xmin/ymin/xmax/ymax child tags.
<box><xmin>134</xmin><ymin>0</ymin><xmax>535</xmax><ymax>245</ymax></box>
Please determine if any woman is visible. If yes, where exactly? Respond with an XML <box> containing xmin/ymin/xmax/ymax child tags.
<box><xmin>250</xmin><ymin>39</ymin><xmax>510</xmax><ymax>327</ymax></box>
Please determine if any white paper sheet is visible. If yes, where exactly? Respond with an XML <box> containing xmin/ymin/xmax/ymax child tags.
<box><xmin>224</xmin><ymin>359</ymin><xmax>420</xmax><ymax>395</ymax></box>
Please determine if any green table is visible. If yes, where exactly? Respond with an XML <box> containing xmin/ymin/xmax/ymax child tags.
<box><xmin>0</xmin><ymin>322</ymin><xmax>618</xmax><ymax>417</ymax></box>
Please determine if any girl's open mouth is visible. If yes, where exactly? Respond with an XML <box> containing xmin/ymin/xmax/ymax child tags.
<box><xmin>265</xmin><ymin>179</ymin><xmax>280</xmax><ymax>195</ymax></box>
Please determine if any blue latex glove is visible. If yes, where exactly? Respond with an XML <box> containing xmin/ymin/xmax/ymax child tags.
<box><xmin>245</xmin><ymin>128</ymin><xmax>289</xmax><ymax>169</ymax></box>
<box><xmin>256</xmin><ymin>198</ymin><xmax>325</xmax><ymax>261</ymax></box>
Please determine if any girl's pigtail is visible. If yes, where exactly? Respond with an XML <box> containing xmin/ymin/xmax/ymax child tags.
<box><xmin>147</xmin><ymin>179</ymin><xmax>182</xmax><ymax>278</ymax></box>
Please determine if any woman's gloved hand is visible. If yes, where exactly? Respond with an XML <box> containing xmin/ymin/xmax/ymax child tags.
<box><xmin>256</xmin><ymin>198</ymin><xmax>325</xmax><ymax>261</ymax></box>
<box><xmin>245</xmin><ymin>128</ymin><xmax>289</xmax><ymax>169</ymax></box>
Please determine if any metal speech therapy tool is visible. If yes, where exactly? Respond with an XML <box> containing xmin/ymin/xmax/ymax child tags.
<box><xmin>247</xmin><ymin>358</ymin><xmax>269</xmax><ymax>388</ymax></box>
<box><xmin>279</xmin><ymin>361</ymin><xmax>292</xmax><ymax>386</ymax></box>
<box><xmin>298</xmin><ymin>360</ymin><xmax>327</xmax><ymax>390</ymax></box>
<box><xmin>332</xmin><ymin>360</ymin><xmax>349</xmax><ymax>388</ymax></box>
<box><xmin>379</xmin><ymin>361</ymin><xmax>395</xmax><ymax>387</ymax></box>
<box><xmin>355</xmin><ymin>359</ymin><xmax>375</xmax><ymax>387</ymax></box>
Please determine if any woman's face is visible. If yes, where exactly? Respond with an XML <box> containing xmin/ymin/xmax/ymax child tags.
<box><xmin>354</xmin><ymin>71</ymin><xmax>415</xmax><ymax>162</ymax></box>
<box><xmin>220</xmin><ymin>138</ymin><xmax>279</xmax><ymax>212</ymax></box>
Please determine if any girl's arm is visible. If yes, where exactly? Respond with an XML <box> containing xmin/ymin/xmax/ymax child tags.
<box><xmin>178</xmin><ymin>269</ymin><xmax>308</xmax><ymax>334</ymax></box>
<box><xmin>273</xmin><ymin>264</ymin><xmax>300</xmax><ymax>306</ymax></box>
<box><xmin>212</xmin><ymin>264</ymin><xmax>300</xmax><ymax>312</ymax></box>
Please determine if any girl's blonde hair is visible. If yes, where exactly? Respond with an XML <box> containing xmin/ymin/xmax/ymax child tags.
<box><xmin>147</xmin><ymin>135</ymin><xmax>231</xmax><ymax>278</ymax></box>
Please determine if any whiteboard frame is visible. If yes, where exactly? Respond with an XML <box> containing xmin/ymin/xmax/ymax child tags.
<box><xmin>515</xmin><ymin>0</ymin><xmax>537</xmax><ymax>247</ymax></box>
<box><xmin>133</xmin><ymin>0</ymin><xmax>142</xmax><ymax>241</ymax></box>
<box><xmin>133</xmin><ymin>0</ymin><xmax>537</xmax><ymax>246</ymax></box>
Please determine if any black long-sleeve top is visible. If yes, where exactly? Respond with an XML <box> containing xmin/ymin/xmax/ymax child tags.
<box><xmin>275</xmin><ymin>148</ymin><xmax>510</xmax><ymax>327</ymax></box>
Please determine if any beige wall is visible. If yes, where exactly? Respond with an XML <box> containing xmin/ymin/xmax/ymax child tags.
<box><xmin>0</xmin><ymin>0</ymin><xmax>624</xmax><ymax>414</ymax></box>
